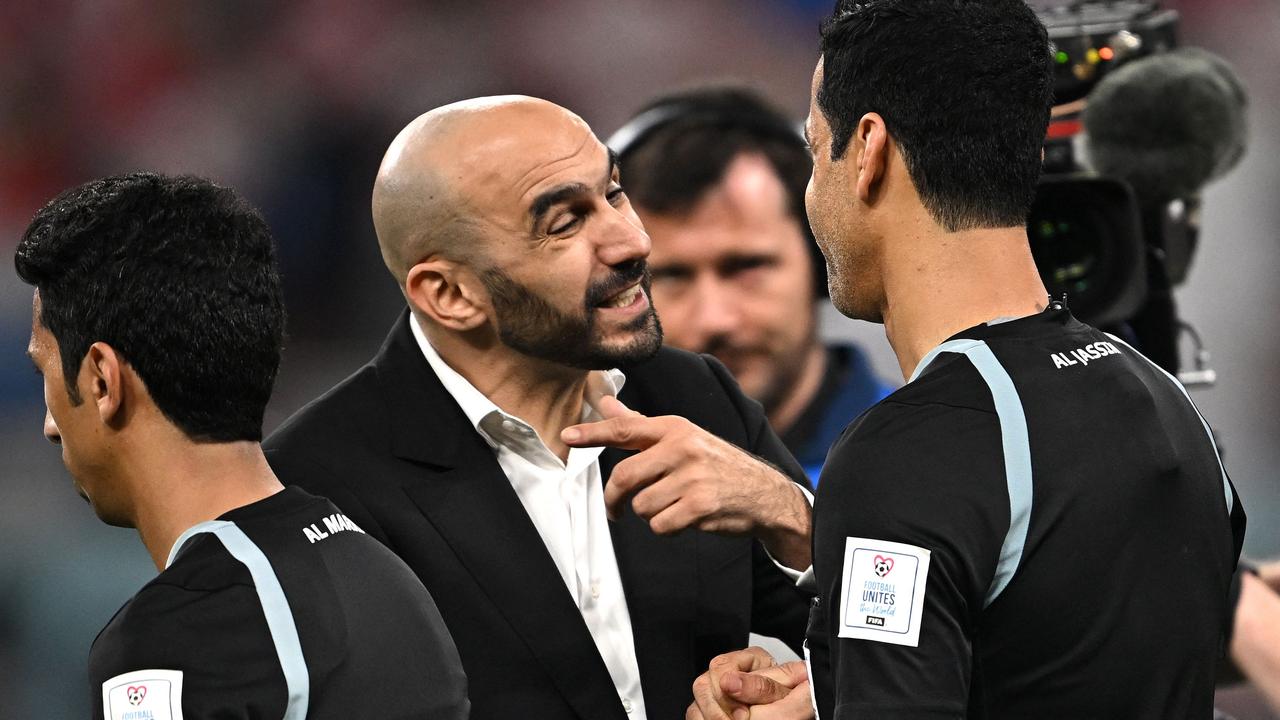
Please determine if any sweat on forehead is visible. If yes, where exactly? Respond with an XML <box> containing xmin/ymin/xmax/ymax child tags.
<box><xmin>371</xmin><ymin>96</ymin><xmax>598</xmax><ymax>278</ymax></box>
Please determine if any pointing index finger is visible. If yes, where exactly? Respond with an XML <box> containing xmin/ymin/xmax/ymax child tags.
<box><xmin>561</xmin><ymin>415</ymin><xmax>663</xmax><ymax>450</ymax></box>
<box><xmin>597</xmin><ymin>394</ymin><xmax>642</xmax><ymax>419</ymax></box>
<box><xmin>561</xmin><ymin>397</ymin><xmax>660</xmax><ymax>449</ymax></box>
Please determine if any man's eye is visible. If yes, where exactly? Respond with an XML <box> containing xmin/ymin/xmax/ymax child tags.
<box><xmin>723</xmin><ymin>257</ymin><xmax>774</xmax><ymax>275</ymax></box>
<box><xmin>650</xmin><ymin>268</ymin><xmax>691</xmax><ymax>285</ymax></box>
<box><xmin>549</xmin><ymin>216</ymin><xmax>581</xmax><ymax>235</ymax></box>
<box><xmin>607</xmin><ymin>185</ymin><xmax>627</xmax><ymax>204</ymax></box>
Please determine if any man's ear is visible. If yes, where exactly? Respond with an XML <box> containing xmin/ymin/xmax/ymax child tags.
<box><xmin>854</xmin><ymin>112</ymin><xmax>891</xmax><ymax>204</ymax></box>
<box><xmin>84</xmin><ymin>343</ymin><xmax>126</xmax><ymax>427</ymax></box>
<box><xmin>405</xmin><ymin>258</ymin><xmax>489</xmax><ymax>331</ymax></box>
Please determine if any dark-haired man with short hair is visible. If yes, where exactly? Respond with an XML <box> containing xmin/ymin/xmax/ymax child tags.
<box><xmin>614</xmin><ymin>87</ymin><xmax>892</xmax><ymax>483</ymax></box>
<box><xmin>17</xmin><ymin>172</ymin><xmax>468</xmax><ymax>720</ymax></box>
<box><xmin>688</xmin><ymin>1</ymin><xmax>1245</xmax><ymax>718</ymax></box>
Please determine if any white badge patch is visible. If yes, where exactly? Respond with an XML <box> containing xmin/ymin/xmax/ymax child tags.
<box><xmin>837</xmin><ymin>537</ymin><xmax>931</xmax><ymax>647</ymax></box>
<box><xmin>102</xmin><ymin>669</ymin><xmax>184</xmax><ymax>720</ymax></box>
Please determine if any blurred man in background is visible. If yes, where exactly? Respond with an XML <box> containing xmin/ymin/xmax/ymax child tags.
<box><xmin>17</xmin><ymin>173</ymin><xmax>468</xmax><ymax>719</ymax></box>
<box><xmin>612</xmin><ymin>87</ymin><xmax>893</xmax><ymax>483</ymax></box>
<box><xmin>265</xmin><ymin>96</ymin><xmax>813</xmax><ymax>720</ymax></box>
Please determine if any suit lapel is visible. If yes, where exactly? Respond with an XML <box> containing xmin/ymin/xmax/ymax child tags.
<box><xmin>374</xmin><ymin>312</ymin><xmax>627</xmax><ymax>720</ymax></box>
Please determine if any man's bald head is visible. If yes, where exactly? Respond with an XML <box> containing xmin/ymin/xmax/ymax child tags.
<box><xmin>370</xmin><ymin>94</ymin><xmax>660</xmax><ymax>370</ymax></box>
<box><xmin>372</xmin><ymin>96</ymin><xmax>594</xmax><ymax>283</ymax></box>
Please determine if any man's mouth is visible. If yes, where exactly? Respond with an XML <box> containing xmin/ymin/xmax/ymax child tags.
<box><xmin>598</xmin><ymin>282</ymin><xmax>644</xmax><ymax>309</ymax></box>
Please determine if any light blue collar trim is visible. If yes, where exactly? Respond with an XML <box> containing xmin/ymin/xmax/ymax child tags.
<box><xmin>165</xmin><ymin>520</ymin><xmax>234</xmax><ymax>569</ymax></box>
<box><xmin>909</xmin><ymin>339</ymin><xmax>984</xmax><ymax>383</ymax></box>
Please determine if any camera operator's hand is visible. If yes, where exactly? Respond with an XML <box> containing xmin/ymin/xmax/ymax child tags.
<box><xmin>562</xmin><ymin>396</ymin><xmax>811</xmax><ymax>570</ymax></box>
<box><xmin>1231</xmin><ymin>565</ymin><xmax>1280</xmax><ymax>713</ymax></box>
<box><xmin>1255</xmin><ymin>560</ymin><xmax>1280</xmax><ymax>596</ymax></box>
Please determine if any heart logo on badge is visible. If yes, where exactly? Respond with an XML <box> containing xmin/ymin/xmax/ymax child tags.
<box><xmin>127</xmin><ymin>685</ymin><xmax>147</xmax><ymax>706</ymax></box>
<box><xmin>873</xmin><ymin>555</ymin><xmax>894</xmax><ymax>577</ymax></box>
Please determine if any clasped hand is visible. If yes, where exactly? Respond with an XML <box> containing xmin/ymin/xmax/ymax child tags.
<box><xmin>686</xmin><ymin>647</ymin><xmax>814</xmax><ymax>720</ymax></box>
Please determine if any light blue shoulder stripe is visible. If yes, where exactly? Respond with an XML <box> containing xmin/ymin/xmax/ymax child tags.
<box><xmin>165</xmin><ymin>520</ymin><xmax>310</xmax><ymax>719</ymax></box>
<box><xmin>964</xmin><ymin>344</ymin><xmax>1035</xmax><ymax>606</ymax></box>
<box><xmin>1105</xmin><ymin>334</ymin><xmax>1234</xmax><ymax>515</ymax></box>
<box><xmin>910</xmin><ymin>339</ymin><xmax>1033</xmax><ymax>607</ymax></box>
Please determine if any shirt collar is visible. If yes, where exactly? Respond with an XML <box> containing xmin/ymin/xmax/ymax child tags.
<box><xmin>408</xmin><ymin>313</ymin><xmax>626</xmax><ymax>443</ymax></box>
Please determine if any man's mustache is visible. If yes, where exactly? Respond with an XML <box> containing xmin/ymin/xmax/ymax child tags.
<box><xmin>701</xmin><ymin>335</ymin><xmax>760</xmax><ymax>362</ymax></box>
<box><xmin>586</xmin><ymin>260</ymin><xmax>649</xmax><ymax>307</ymax></box>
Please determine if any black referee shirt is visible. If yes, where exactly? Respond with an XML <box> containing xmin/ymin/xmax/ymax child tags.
<box><xmin>90</xmin><ymin>486</ymin><xmax>469</xmax><ymax>720</ymax></box>
<box><xmin>806</xmin><ymin>307</ymin><xmax>1245</xmax><ymax>719</ymax></box>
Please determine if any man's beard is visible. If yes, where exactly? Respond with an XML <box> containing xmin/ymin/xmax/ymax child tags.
<box><xmin>480</xmin><ymin>260</ymin><xmax>663</xmax><ymax>370</ymax></box>
<box><xmin>702</xmin><ymin>326</ymin><xmax>815</xmax><ymax>419</ymax></box>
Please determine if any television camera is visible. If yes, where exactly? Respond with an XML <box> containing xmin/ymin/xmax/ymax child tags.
<box><xmin>1026</xmin><ymin>1</ymin><xmax>1247</xmax><ymax>384</ymax></box>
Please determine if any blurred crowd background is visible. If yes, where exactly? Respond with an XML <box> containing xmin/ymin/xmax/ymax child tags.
<box><xmin>0</xmin><ymin>0</ymin><xmax>1276</xmax><ymax>716</ymax></box>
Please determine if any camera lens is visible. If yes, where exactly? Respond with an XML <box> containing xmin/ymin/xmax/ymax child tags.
<box><xmin>1027</xmin><ymin>176</ymin><xmax>1147</xmax><ymax>326</ymax></box>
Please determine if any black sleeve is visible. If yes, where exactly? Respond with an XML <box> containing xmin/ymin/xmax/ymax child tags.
<box><xmin>813</xmin><ymin>401</ymin><xmax>1008</xmax><ymax>719</ymax></box>
<box><xmin>1215</xmin><ymin>562</ymin><xmax>1258</xmax><ymax>685</ymax></box>
<box><xmin>1213</xmin><ymin>475</ymin><xmax>1249</xmax><ymax>685</ymax></box>
<box><xmin>1228</xmin><ymin>475</ymin><xmax>1247</xmax><ymax>570</ymax></box>
<box><xmin>702</xmin><ymin>353</ymin><xmax>814</xmax><ymax>654</ymax></box>
<box><xmin>91</xmin><ymin>583</ymin><xmax>286</xmax><ymax>719</ymax></box>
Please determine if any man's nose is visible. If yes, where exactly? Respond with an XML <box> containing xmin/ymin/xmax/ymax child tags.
<box><xmin>690</xmin><ymin>275</ymin><xmax>741</xmax><ymax>342</ymax></box>
<box><xmin>597</xmin><ymin>206</ymin><xmax>652</xmax><ymax>268</ymax></box>
<box><xmin>43</xmin><ymin>407</ymin><xmax>62</xmax><ymax>445</ymax></box>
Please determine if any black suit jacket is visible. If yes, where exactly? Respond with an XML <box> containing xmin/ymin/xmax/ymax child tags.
<box><xmin>264</xmin><ymin>312</ymin><xmax>811</xmax><ymax>720</ymax></box>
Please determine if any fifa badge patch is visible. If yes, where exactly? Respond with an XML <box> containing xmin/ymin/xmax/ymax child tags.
<box><xmin>837</xmin><ymin>537</ymin><xmax>931</xmax><ymax>647</ymax></box>
<box><xmin>102</xmin><ymin>669</ymin><xmax>183</xmax><ymax>720</ymax></box>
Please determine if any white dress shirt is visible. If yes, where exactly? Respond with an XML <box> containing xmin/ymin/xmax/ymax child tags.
<box><xmin>410</xmin><ymin>315</ymin><xmax>647</xmax><ymax>718</ymax></box>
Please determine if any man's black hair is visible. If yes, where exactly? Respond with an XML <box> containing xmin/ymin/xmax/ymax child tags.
<box><xmin>613</xmin><ymin>86</ymin><xmax>828</xmax><ymax>297</ymax></box>
<box><xmin>819</xmin><ymin>0</ymin><xmax>1054</xmax><ymax>231</ymax></box>
<box><xmin>15</xmin><ymin>172</ymin><xmax>285</xmax><ymax>442</ymax></box>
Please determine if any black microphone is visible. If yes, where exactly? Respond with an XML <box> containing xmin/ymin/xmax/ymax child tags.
<box><xmin>1078</xmin><ymin>47</ymin><xmax>1248</xmax><ymax>375</ymax></box>
<box><xmin>1080</xmin><ymin>47</ymin><xmax>1248</xmax><ymax>207</ymax></box>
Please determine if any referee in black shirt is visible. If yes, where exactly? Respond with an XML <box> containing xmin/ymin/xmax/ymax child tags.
<box><xmin>687</xmin><ymin>1</ymin><xmax>1245</xmax><ymax>718</ymax></box>
<box><xmin>17</xmin><ymin>173</ymin><xmax>469</xmax><ymax>719</ymax></box>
